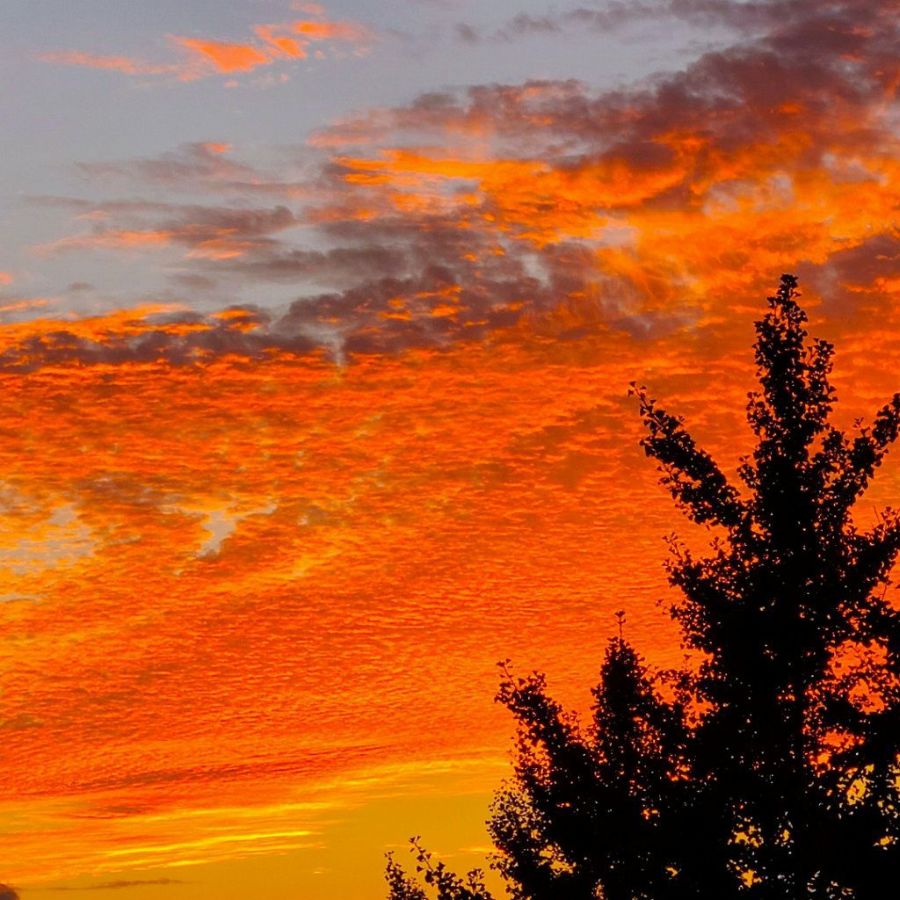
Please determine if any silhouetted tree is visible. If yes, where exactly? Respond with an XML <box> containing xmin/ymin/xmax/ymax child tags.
<box><xmin>387</xmin><ymin>275</ymin><xmax>900</xmax><ymax>898</ymax></box>
<box><xmin>387</xmin><ymin>838</ymin><xmax>495</xmax><ymax>900</ymax></box>
<box><xmin>488</xmin><ymin>636</ymin><xmax>694</xmax><ymax>900</ymax></box>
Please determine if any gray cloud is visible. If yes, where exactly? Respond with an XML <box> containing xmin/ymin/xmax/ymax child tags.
<box><xmin>465</xmin><ymin>0</ymin><xmax>838</xmax><ymax>43</ymax></box>
<box><xmin>35</xmin><ymin>198</ymin><xmax>297</xmax><ymax>259</ymax></box>
<box><xmin>74</xmin><ymin>142</ymin><xmax>312</xmax><ymax>198</ymax></box>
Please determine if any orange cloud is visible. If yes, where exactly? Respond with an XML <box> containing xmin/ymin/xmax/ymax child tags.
<box><xmin>174</xmin><ymin>38</ymin><xmax>271</xmax><ymax>74</ymax></box>
<box><xmin>254</xmin><ymin>25</ymin><xmax>308</xmax><ymax>59</ymax></box>
<box><xmin>36</xmin><ymin>229</ymin><xmax>175</xmax><ymax>254</ymax></box>
<box><xmin>3</xmin><ymin>281</ymin><xmax>900</xmax><ymax>884</ymax></box>
<box><xmin>0</xmin><ymin>272</ymin><xmax>12</xmax><ymax>285</ymax></box>
<box><xmin>0</xmin><ymin>298</ymin><xmax>50</xmax><ymax>315</ymax></box>
<box><xmin>38</xmin><ymin>50</ymin><xmax>178</xmax><ymax>76</ymax></box>
<box><xmin>0</xmin><ymin>309</ymin><xmax>684</xmax><ymax>880</ymax></box>
<box><xmin>185</xmin><ymin>234</ymin><xmax>257</xmax><ymax>260</ymax></box>
<box><xmin>292</xmin><ymin>19</ymin><xmax>372</xmax><ymax>42</ymax></box>
<box><xmin>41</xmin><ymin>11</ymin><xmax>375</xmax><ymax>82</ymax></box>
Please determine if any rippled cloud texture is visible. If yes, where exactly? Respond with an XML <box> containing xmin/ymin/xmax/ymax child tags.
<box><xmin>0</xmin><ymin>0</ymin><xmax>898</xmax><ymax>898</ymax></box>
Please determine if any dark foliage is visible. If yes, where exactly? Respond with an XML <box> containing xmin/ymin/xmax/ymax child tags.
<box><xmin>387</xmin><ymin>276</ymin><xmax>900</xmax><ymax>898</ymax></box>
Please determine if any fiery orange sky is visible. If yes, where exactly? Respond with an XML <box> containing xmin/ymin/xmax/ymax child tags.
<box><xmin>0</xmin><ymin>1</ymin><xmax>898</xmax><ymax>898</ymax></box>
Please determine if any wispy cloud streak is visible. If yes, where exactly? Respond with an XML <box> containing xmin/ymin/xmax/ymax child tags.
<box><xmin>40</xmin><ymin>8</ymin><xmax>375</xmax><ymax>83</ymax></box>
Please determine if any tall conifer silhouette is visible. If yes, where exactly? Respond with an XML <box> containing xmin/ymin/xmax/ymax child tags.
<box><xmin>387</xmin><ymin>276</ymin><xmax>900</xmax><ymax>899</ymax></box>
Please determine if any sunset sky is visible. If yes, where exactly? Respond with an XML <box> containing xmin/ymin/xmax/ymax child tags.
<box><xmin>1</xmin><ymin>1</ymin><xmax>898</xmax><ymax>897</ymax></box>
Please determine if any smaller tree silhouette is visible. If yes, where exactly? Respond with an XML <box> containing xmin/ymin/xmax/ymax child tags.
<box><xmin>387</xmin><ymin>837</ymin><xmax>494</xmax><ymax>900</ymax></box>
<box><xmin>489</xmin><ymin>635</ymin><xmax>691</xmax><ymax>900</ymax></box>
<box><xmin>387</xmin><ymin>275</ymin><xmax>900</xmax><ymax>899</ymax></box>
